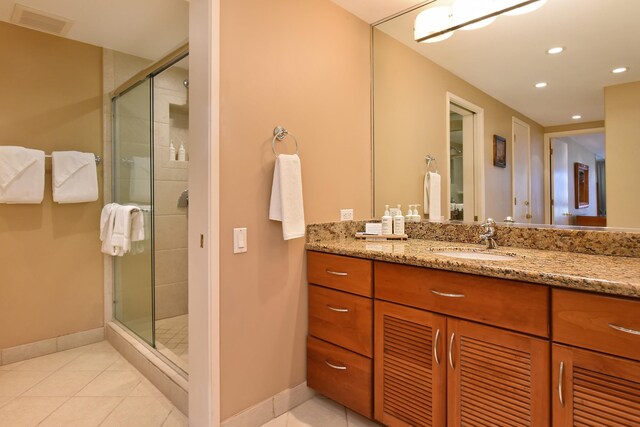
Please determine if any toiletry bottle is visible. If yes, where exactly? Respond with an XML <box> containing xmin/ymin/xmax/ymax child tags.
<box><xmin>405</xmin><ymin>205</ymin><xmax>413</xmax><ymax>223</ymax></box>
<box><xmin>169</xmin><ymin>141</ymin><xmax>176</xmax><ymax>161</ymax></box>
<box><xmin>178</xmin><ymin>143</ymin><xmax>186</xmax><ymax>161</ymax></box>
<box><xmin>394</xmin><ymin>204</ymin><xmax>405</xmax><ymax>235</ymax></box>
<box><xmin>413</xmin><ymin>205</ymin><xmax>422</xmax><ymax>223</ymax></box>
<box><xmin>381</xmin><ymin>205</ymin><xmax>393</xmax><ymax>235</ymax></box>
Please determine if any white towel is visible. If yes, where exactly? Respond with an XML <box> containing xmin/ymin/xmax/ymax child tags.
<box><xmin>100</xmin><ymin>203</ymin><xmax>119</xmax><ymax>255</ymax></box>
<box><xmin>423</xmin><ymin>171</ymin><xmax>442</xmax><ymax>221</ymax></box>
<box><xmin>51</xmin><ymin>151</ymin><xmax>98</xmax><ymax>203</ymax></box>
<box><xmin>111</xmin><ymin>205</ymin><xmax>140</xmax><ymax>256</ymax></box>
<box><xmin>269</xmin><ymin>154</ymin><xmax>305</xmax><ymax>240</ymax></box>
<box><xmin>130</xmin><ymin>206</ymin><xmax>150</xmax><ymax>254</ymax></box>
<box><xmin>129</xmin><ymin>156</ymin><xmax>150</xmax><ymax>203</ymax></box>
<box><xmin>0</xmin><ymin>146</ymin><xmax>45</xmax><ymax>204</ymax></box>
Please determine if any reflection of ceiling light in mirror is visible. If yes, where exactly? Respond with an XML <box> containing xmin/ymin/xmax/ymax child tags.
<box><xmin>572</xmin><ymin>115</ymin><xmax>582</xmax><ymax>120</ymax></box>
<box><xmin>547</xmin><ymin>46</ymin><xmax>564</xmax><ymax>54</ymax></box>
<box><xmin>612</xmin><ymin>67</ymin><xmax>628</xmax><ymax>74</ymax></box>
<box><xmin>500</xmin><ymin>0</ymin><xmax>547</xmax><ymax>16</ymax></box>
<box><xmin>535</xmin><ymin>82</ymin><xmax>547</xmax><ymax>88</ymax></box>
<box><xmin>415</xmin><ymin>6</ymin><xmax>455</xmax><ymax>43</ymax></box>
<box><xmin>452</xmin><ymin>0</ymin><xmax>496</xmax><ymax>31</ymax></box>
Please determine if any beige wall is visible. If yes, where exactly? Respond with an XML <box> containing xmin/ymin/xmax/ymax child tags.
<box><xmin>605</xmin><ymin>81</ymin><xmax>640</xmax><ymax>228</ymax></box>
<box><xmin>544</xmin><ymin>121</ymin><xmax>605</xmax><ymax>134</ymax></box>
<box><xmin>220</xmin><ymin>0</ymin><xmax>371</xmax><ymax>418</ymax></box>
<box><xmin>0</xmin><ymin>23</ymin><xmax>103</xmax><ymax>349</ymax></box>
<box><xmin>374</xmin><ymin>30</ymin><xmax>545</xmax><ymax>224</ymax></box>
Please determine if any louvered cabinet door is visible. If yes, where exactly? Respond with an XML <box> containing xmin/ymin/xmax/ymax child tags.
<box><xmin>553</xmin><ymin>344</ymin><xmax>640</xmax><ymax>426</ymax></box>
<box><xmin>374</xmin><ymin>301</ymin><xmax>447</xmax><ymax>426</ymax></box>
<box><xmin>448</xmin><ymin>318</ymin><xmax>550</xmax><ymax>426</ymax></box>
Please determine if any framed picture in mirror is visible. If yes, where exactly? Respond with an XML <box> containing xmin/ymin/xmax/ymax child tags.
<box><xmin>493</xmin><ymin>135</ymin><xmax>506</xmax><ymax>168</ymax></box>
<box><xmin>574</xmin><ymin>162</ymin><xmax>589</xmax><ymax>209</ymax></box>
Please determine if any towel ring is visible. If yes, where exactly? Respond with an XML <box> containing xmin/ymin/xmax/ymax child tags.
<box><xmin>426</xmin><ymin>155</ymin><xmax>438</xmax><ymax>173</ymax></box>
<box><xmin>272</xmin><ymin>126</ymin><xmax>299</xmax><ymax>158</ymax></box>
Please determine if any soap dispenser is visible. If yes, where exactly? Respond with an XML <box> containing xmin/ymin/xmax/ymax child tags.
<box><xmin>405</xmin><ymin>205</ymin><xmax>413</xmax><ymax>223</ymax></box>
<box><xmin>178</xmin><ymin>143</ymin><xmax>186</xmax><ymax>161</ymax></box>
<box><xmin>381</xmin><ymin>205</ymin><xmax>393</xmax><ymax>235</ymax></box>
<box><xmin>169</xmin><ymin>141</ymin><xmax>176</xmax><ymax>161</ymax></box>
<box><xmin>413</xmin><ymin>205</ymin><xmax>422</xmax><ymax>223</ymax></box>
<box><xmin>393</xmin><ymin>204</ymin><xmax>405</xmax><ymax>235</ymax></box>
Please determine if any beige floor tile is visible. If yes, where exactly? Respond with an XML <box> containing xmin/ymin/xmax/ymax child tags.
<box><xmin>161</xmin><ymin>409</ymin><xmax>189</xmax><ymax>427</ymax></box>
<box><xmin>0</xmin><ymin>396</ymin><xmax>67</xmax><ymax>427</ymax></box>
<box><xmin>129</xmin><ymin>379</ymin><xmax>163</xmax><ymax>397</ymax></box>
<box><xmin>61</xmin><ymin>351</ymin><xmax>120</xmax><ymax>371</ymax></box>
<box><xmin>0</xmin><ymin>361</ymin><xmax>25</xmax><ymax>371</ymax></box>
<box><xmin>22</xmin><ymin>370</ymin><xmax>101</xmax><ymax>397</ymax></box>
<box><xmin>0</xmin><ymin>396</ymin><xmax>12</xmax><ymax>409</ymax></box>
<box><xmin>100</xmin><ymin>396</ymin><xmax>173</xmax><ymax>427</ymax></box>
<box><xmin>38</xmin><ymin>396</ymin><xmax>122</xmax><ymax>427</ymax></box>
<box><xmin>260</xmin><ymin>413</ymin><xmax>288</xmax><ymax>427</ymax></box>
<box><xmin>105</xmin><ymin>357</ymin><xmax>136</xmax><ymax>371</ymax></box>
<box><xmin>81</xmin><ymin>341</ymin><xmax>118</xmax><ymax>354</ymax></box>
<box><xmin>0</xmin><ymin>371</ymin><xmax>50</xmax><ymax>397</ymax></box>
<box><xmin>76</xmin><ymin>370</ymin><xmax>141</xmax><ymax>397</ymax></box>
<box><xmin>287</xmin><ymin>396</ymin><xmax>348</xmax><ymax>427</ymax></box>
<box><xmin>346</xmin><ymin>409</ymin><xmax>381</xmax><ymax>426</ymax></box>
<box><xmin>14</xmin><ymin>348</ymin><xmax>84</xmax><ymax>372</ymax></box>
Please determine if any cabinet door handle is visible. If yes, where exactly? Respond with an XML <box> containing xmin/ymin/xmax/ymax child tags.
<box><xmin>326</xmin><ymin>305</ymin><xmax>349</xmax><ymax>313</ymax></box>
<box><xmin>448</xmin><ymin>333</ymin><xmax>455</xmax><ymax>369</ymax></box>
<box><xmin>432</xmin><ymin>290</ymin><xmax>465</xmax><ymax>298</ymax></box>
<box><xmin>608</xmin><ymin>323</ymin><xmax>640</xmax><ymax>336</ymax></box>
<box><xmin>326</xmin><ymin>269</ymin><xmax>348</xmax><ymax>276</ymax></box>
<box><xmin>434</xmin><ymin>328</ymin><xmax>441</xmax><ymax>366</ymax></box>
<box><xmin>558</xmin><ymin>361</ymin><xmax>565</xmax><ymax>407</ymax></box>
<box><xmin>325</xmin><ymin>360</ymin><xmax>347</xmax><ymax>370</ymax></box>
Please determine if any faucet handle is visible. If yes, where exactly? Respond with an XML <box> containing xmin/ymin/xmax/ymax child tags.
<box><xmin>482</xmin><ymin>218</ymin><xmax>496</xmax><ymax>227</ymax></box>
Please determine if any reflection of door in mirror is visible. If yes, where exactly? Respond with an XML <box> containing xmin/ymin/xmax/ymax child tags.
<box><xmin>552</xmin><ymin>139</ymin><xmax>570</xmax><ymax>225</ymax></box>
<box><xmin>512</xmin><ymin>118</ymin><xmax>531</xmax><ymax>223</ymax></box>
<box><xmin>449</xmin><ymin>103</ymin><xmax>475</xmax><ymax>222</ymax></box>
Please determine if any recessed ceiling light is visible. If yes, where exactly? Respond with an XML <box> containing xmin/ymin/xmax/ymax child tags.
<box><xmin>535</xmin><ymin>82</ymin><xmax>548</xmax><ymax>88</ymax></box>
<box><xmin>547</xmin><ymin>47</ymin><xmax>564</xmax><ymax>54</ymax></box>
<box><xmin>612</xmin><ymin>67</ymin><xmax>628</xmax><ymax>74</ymax></box>
<box><xmin>572</xmin><ymin>115</ymin><xmax>582</xmax><ymax>120</ymax></box>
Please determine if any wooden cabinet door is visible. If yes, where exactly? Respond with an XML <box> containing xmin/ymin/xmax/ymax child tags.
<box><xmin>448</xmin><ymin>318</ymin><xmax>550</xmax><ymax>426</ymax></box>
<box><xmin>374</xmin><ymin>301</ymin><xmax>447</xmax><ymax>427</ymax></box>
<box><xmin>553</xmin><ymin>344</ymin><xmax>640</xmax><ymax>426</ymax></box>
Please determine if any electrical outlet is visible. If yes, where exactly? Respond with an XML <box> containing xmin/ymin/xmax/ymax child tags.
<box><xmin>340</xmin><ymin>209</ymin><xmax>354</xmax><ymax>221</ymax></box>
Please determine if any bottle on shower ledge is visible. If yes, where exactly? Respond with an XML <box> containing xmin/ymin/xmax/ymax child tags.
<box><xmin>169</xmin><ymin>141</ymin><xmax>176</xmax><ymax>161</ymax></box>
<box><xmin>178</xmin><ymin>143</ymin><xmax>186</xmax><ymax>161</ymax></box>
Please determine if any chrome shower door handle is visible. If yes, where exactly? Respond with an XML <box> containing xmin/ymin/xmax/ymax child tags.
<box><xmin>434</xmin><ymin>328</ymin><xmax>441</xmax><ymax>366</ymax></box>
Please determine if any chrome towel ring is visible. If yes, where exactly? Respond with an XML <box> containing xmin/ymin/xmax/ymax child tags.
<box><xmin>272</xmin><ymin>126</ymin><xmax>299</xmax><ymax>158</ymax></box>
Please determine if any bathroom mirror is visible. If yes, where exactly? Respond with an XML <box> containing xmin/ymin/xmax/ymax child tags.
<box><xmin>373</xmin><ymin>0</ymin><xmax>640</xmax><ymax>229</ymax></box>
<box><xmin>574</xmin><ymin>163</ymin><xmax>589</xmax><ymax>210</ymax></box>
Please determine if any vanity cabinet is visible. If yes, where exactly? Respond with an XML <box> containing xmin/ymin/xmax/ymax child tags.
<box><xmin>551</xmin><ymin>289</ymin><xmax>640</xmax><ymax>426</ymax></box>
<box><xmin>306</xmin><ymin>251</ymin><xmax>374</xmax><ymax>417</ymax></box>
<box><xmin>374</xmin><ymin>263</ymin><xmax>550</xmax><ymax>426</ymax></box>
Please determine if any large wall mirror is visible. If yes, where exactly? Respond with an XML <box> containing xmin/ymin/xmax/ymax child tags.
<box><xmin>373</xmin><ymin>0</ymin><xmax>640</xmax><ymax>229</ymax></box>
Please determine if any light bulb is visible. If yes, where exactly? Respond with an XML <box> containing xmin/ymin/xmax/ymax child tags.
<box><xmin>502</xmin><ymin>0</ymin><xmax>546</xmax><ymax>16</ymax></box>
<box><xmin>452</xmin><ymin>0</ymin><xmax>496</xmax><ymax>31</ymax></box>
<box><xmin>415</xmin><ymin>6</ymin><xmax>454</xmax><ymax>43</ymax></box>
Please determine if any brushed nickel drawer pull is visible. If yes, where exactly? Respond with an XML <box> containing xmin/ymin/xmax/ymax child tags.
<box><xmin>326</xmin><ymin>305</ymin><xmax>349</xmax><ymax>313</ymax></box>
<box><xmin>448</xmin><ymin>333</ymin><xmax>455</xmax><ymax>369</ymax></box>
<box><xmin>558</xmin><ymin>361</ymin><xmax>565</xmax><ymax>407</ymax></box>
<box><xmin>326</xmin><ymin>269</ymin><xmax>348</xmax><ymax>276</ymax></box>
<box><xmin>325</xmin><ymin>360</ymin><xmax>347</xmax><ymax>370</ymax></box>
<box><xmin>432</xmin><ymin>290</ymin><xmax>465</xmax><ymax>298</ymax></box>
<box><xmin>608</xmin><ymin>323</ymin><xmax>640</xmax><ymax>336</ymax></box>
<box><xmin>434</xmin><ymin>328</ymin><xmax>441</xmax><ymax>366</ymax></box>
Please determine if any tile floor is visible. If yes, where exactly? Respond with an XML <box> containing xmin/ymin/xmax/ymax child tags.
<box><xmin>0</xmin><ymin>341</ymin><xmax>187</xmax><ymax>427</ymax></box>
<box><xmin>260</xmin><ymin>395</ymin><xmax>382</xmax><ymax>427</ymax></box>
<box><xmin>155</xmin><ymin>315</ymin><xmax>188</xmax><ymax>372</ymax></box>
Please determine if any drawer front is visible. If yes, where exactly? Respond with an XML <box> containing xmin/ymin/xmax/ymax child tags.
<box><xmin>553</xmin><ymin>289</ymin><xmax>640</xmax><ymax>361</ymax></box>
<box><xmin>375</xmin><ymin>261</ymin><xmax>550</xmax><ymax>337</ymax></box>
<box><xmin>309</xmin><ymin>285</ymin><xmax>373</xmax><ymax>357</ymax></box>
<box><xmin>308</xmin><ymin>251</ymin><xmax>373</xmax><ymax>297</ymax></box>
<box><xmin>307</xmin><ymin>336</ymin><xmax>372</xmax><ymax>418</ymax></box>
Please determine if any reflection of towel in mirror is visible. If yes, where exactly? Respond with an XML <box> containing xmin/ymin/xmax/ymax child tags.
<box><xmin>269</xmin><ymin>154</ymin><xmax>305</xmax><ymax>240</ymax></box>
<box><xmin>52</xmin><ymin>151</ymin><xmax>98</xmax><ymax>203</ymax></box>
<box><xmin>0</xmin><ymin>146</ymin><xmax>45</xmax><ymax>204</ymax></box>
<box><xmin>423</xmin><ymin>171</ymin><xmax>442</xmax><ymax>220</ymax></box>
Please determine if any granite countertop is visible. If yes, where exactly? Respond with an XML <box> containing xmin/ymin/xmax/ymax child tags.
<box><xmin>305</xmin><ymin>238</ymin><xmax>640</xmax><ymax>298</ymax></box>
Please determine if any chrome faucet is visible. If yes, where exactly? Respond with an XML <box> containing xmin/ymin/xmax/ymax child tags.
<box><xmin>480</xmin><ymin>218</ymin><xmax>498</xmax><ymax>249</ymax></box>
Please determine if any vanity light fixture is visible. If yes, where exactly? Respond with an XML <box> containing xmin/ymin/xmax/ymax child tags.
<box><xmin>612</xmin><ymin>67</ymin><xmax>628</xmax><ymax>74</ymax></box>
<box><xmin>547</xmin><ymin>46</ymin><xmax>564</xmax><ymax>55</ymax></box>
<box><xmin>535</xmin><ymin>82</ymin><xmax>548</xmax><ymax>88</ymax></box>
<box><xmin>415</xmin><ymin>0</ymin><xmax>546</xmax><ymax>43</ymax></box>
<box><xmin>572</xmin><ymin>115</ymin><xmax>582</xmax><ymax>120</ymax></box>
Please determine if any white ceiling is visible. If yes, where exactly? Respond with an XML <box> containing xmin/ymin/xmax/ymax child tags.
<box><xmin>557</xmin><ymin>133</ymin><xmax>606</xmax><ymax>160</ymax></box>
<box><xmin>0</xmin><ymin>0</ymin><xmax>188</xmax><ymax>60</ymax></box>
<box><xmin>337</xmin><ymin>0</ymin><xmax>640</xmax><ymax>127</ymax></box>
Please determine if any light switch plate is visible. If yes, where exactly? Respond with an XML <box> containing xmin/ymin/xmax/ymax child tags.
<box><xmin>233</xmin><ymin>228</ymin><xmax>247</xmax><ymax>253</ymax></box>
<box><xmin>340</xmin><ymin>209</ymin><xmax>354</xmax><ymax>221</ymax></box>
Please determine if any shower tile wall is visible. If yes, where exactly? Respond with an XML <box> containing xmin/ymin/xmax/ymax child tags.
<box><xmin>153</xmin><ymin>65</ymin><xmax>189</xmax><ymax>320</ymax></box>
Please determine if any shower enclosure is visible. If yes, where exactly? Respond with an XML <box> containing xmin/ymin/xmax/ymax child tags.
<box><xmin>111</xmin><ymin>50</ymin><xmax>189</xmax><ymax>373</ymax></box>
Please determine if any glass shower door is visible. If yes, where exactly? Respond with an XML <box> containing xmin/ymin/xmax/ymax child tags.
<box><xmin>112</xmin><ymin>78</ymin><xmax>154</xmax><ymax>345</ymax></box>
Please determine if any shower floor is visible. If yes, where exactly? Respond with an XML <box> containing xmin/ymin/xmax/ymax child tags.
<box><xmin>155</xmin><ymin>314</ymin><xmax>188</xmax><ymax>372</ymax></box>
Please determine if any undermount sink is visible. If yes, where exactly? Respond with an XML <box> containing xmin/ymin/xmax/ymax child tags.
<box><xmin>430</xmin><ymin>248</ymin><xmax>518</xmax><ymax>261</ymax></box>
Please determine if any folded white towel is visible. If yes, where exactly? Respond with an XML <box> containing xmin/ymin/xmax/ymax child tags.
<box><xmin>52</xmin><ymin>151</ymin><xmax>98</xmax><ymax>203</ymax></box>
<box><xmin>111</xmin><ymin>205</ymin><xmax>139</xmax><ymax>255</ymax></box>
<box><xmin>130</xmin><ymin>206</ymin><xmax>150</xmax><ymax>255</ymax></box>
<box><xmin>269</xmin><ymin>154</ymin><xmax>305</xmax><ymax>240</ymax></box>
<box><xmin>0</xmin><ymin>146</ymin><xmax>45</xmax><ymax>204</ymax></box>
<box><xmin>100</xmin><ymin>203</ymin><xmax>119</xmax><ymax>255</ymax></box>
<box><xmin>423</xmin><ymin>171</ymin><xmax>442</xmax><ymax>221</ymax></box>
<box><xmin>130</xmin><ymin>156</ymin><xmax>150</xmax><ymax>203</ymax></box>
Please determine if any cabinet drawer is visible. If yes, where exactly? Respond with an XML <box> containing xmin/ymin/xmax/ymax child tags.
<box><xmin>307</xmin><ymin>336</ymin><xmax>372</xmax><ymax>418</ymax></box>
<box><xmin>309</xmin><ymin>285</ymin><xmax>372</xmax><ymax>357</ymax></box>
<box><xmin>308</xmin><ymin>251</ymin><xmax>372</xmax><ymax>297</ymax></box>
<box><xmin>553</xmin><ymin>289</ymin><xmax>640</xmax><ymax>361</ymax></box>
<box><xmin>375</xmin><ymin>262</ymin><xmax>550</xmax><ymax>337</ymax></box>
